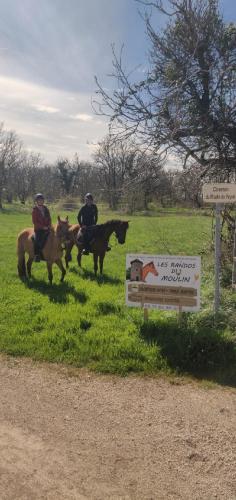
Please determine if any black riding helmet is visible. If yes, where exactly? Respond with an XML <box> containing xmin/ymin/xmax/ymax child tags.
<box><xmin>34</xmin><ymin>193</ymin><xmax>44</xmax><ymax>201</ymax></box>
<box><xmin>85</xmin><ymin>193</ymin><xmax>93</xmax><ymax>201</ymax></box>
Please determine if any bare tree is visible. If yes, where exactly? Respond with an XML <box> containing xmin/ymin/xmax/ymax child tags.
<box><xmin>94</xmin><ymin>135</ymin><xmax>140</xmax><ymax>209</ymax></box>
<box><xmin>95</xmin><ymin>0</ymin><xmax>236</xmax><ymax>178</ymax></box>
<box><xmin>14</xmin><ymin>152</ymin><xmax>43</xmax><ymax>204</ymax></box>
<box><xmin>94</xmin><ymin>134</ymin><xmax>167</xmax><ymax>211</ymax></box>
<box><xmin>56</xmin><ymin>154</ymin><xmax>80</xmax><ymax>196</ymax></box>
<box><xmin>0</xmin><ymin>125</ymin><xmax>22</xmax><ymax>208</ymax></box>
<box><xmin>78</xmin><ymin>161</ymin><xmax>100</xmax><ymax>201</ymax></box>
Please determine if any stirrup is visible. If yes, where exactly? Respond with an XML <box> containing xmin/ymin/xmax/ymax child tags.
<box><xmin>34</xmin><ymin>255</ymin><xmax>41</xmax><ymax>262</ymax></box>
<box><xmin>82</xmin><ymin>249</ymin><xmax>90</xmax><ymax>255</ymax></box>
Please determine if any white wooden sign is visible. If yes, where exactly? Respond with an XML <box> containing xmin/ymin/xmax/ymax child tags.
<box><xmin>203</xmin><ymin>183</ymin><xmax>236</xmax><ymax>203</ymax></box>
<box><xmin>126</xmin><ymin>254</ymin><xmax>201</xmax><ymax>312</ymax></box>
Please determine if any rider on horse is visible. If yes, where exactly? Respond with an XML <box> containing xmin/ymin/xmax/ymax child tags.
<box><xmin>77</xmin><ymin>193</ymin><xmax>98</xmax><ymax>255</ymax></box>
<box><xmin>32</xmin><ymin>193</ymin><xmax>51</xmax><ymax>262</ymax></box>
<box><xmin>77</xmin><ymin>193</ymin><xmax>110</xmax><ymax>255</ymax></box>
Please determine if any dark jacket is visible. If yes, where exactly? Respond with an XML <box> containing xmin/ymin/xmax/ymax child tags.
<box><xmin>77</xmin><ymin>204</ymin><xmax>98</xmax><ymax>226</ymax></box>
<box><xmin>32</xmin><ymin>205</ymin><xmax>51</xmax><ymax>231</ymax></box>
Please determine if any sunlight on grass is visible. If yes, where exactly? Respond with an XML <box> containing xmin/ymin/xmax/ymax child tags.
<box><xmin>0</xmin><ymin>205</ymin><xmax>235</xmax><ymax>385</ymax></box>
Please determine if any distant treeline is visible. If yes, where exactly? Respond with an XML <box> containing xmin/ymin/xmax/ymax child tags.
<box><xmin>0</xmin><ymin>125</ymin><xmax>213</xmax><ymax>212</ymax></box>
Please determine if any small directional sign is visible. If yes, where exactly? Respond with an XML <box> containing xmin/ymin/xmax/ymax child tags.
<box><xmin>203</xmin><ymin>183</ymin><xmax>236</xmax><ymax>203</ymax></box>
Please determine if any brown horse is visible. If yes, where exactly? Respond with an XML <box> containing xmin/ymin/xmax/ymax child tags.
<box><xmin>17</xmin><ymin>216</ymin><xmax>70</xmax><ymax>284</ymax></box>
<box><xmin>65</xmin><ymin>219</ymin><xmax>129</xmax><ymax>275</ymax></box>
<box><xmin>65</xmin><ymin>223</ymin><xmax>80</xmax><ymax>268</ymax></box>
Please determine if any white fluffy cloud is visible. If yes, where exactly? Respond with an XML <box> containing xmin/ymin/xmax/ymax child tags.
<box><xmin>0</xmin><ymin>75</ymin><xmax>108</xmax><ymax>161</ymax></box>
<box><xmin>32</xmin><ymin>104</ymin><xmax>60</xmax><ymax>114</ymax></box>
<box><xmin>70</xmin><ymin>113</ymin><xmax>93</xmax><ymax>122</ymax></box>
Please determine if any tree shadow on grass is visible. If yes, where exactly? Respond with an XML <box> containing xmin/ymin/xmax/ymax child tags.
<box><xmin>24</xmin><ymin>278</ymin><xmax>87</xmax><ymax>304</ymax></box>
<box><xmin>69</xmin><ymin>266</ymin><xmax>122</xmax><ymax>285</ymax></box>
<box><xmin>140</xmin><ymin>319</ymin><xmax>236</xmax><ymax>387</ymax></box>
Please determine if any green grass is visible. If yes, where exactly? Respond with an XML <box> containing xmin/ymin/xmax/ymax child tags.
<box><xmin>0</xmin><ymin>204</ymin><xmax>235</xmax><ymax>385</ymax></box>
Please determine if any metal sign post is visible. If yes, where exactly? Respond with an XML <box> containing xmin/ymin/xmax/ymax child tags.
<box><xmin>214</xmin><ymin>204</ymin><xmax>221</xmax><ymax>314</ymax></box>
<box><xmin>232</xmin><ymin>223</ymin><xmax>236</xmax><ymax>288</ymax></box>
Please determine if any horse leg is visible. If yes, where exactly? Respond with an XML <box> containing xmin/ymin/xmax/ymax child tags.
<box><xmin>47</xmin><ymin>262</ymin><xmax>53</xmax><ymax>284</ymax></box>
<box><xmin>56</xmin><ymin>259</ymin><xmax>66</xmax><ymax>282</ymax></box>
<box><xmin>93</xmin><ymin>253</ymin><xmax>98</xmax><ymax>275</ymax></box>
<box><xmin>17</xmin><ymin>253</ymin><xmax>27</xmax><ymax>279</ymax></box>
<box><xmin>27</xmin><ymin>256</ymin><xmax>34</xmax><ymax>278</ymax></box>
<box><xmin>65</xmin><ymin>241</ymin><xmax>73</xmax><ymax>269</ymax></box>
<box><xmin>17</xmin><ymin>236</ymin><xmax>27</xmax><ymax>279</ymax></box>
<box><xmin>77</xmin><ymin>247</ymin><xmax>83</xmax><ymax>268</ymax></box>
<box><xmin>99</xmin><ymin>252</ymin><xmax>105</xmax><ymax>274</ymax></box>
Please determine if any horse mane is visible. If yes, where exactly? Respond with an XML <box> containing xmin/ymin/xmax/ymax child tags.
<box><xmin>99</xmin><ymin>219</ymin><xmax>127</xmax><ymax>228</ymax></box>
<box><xmin>92</xmin><ymin>220</ymin><xmax>126</xmax><ymax>237</ymax></box>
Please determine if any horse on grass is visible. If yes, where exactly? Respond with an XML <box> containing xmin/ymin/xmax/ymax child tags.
<box><xmin>65</xmin><ymin>223</ymin><xmax>80</xmax><ymax>267</ymax></box>
<box><xmin>65</xmin><ymin>220</ymin><xmax>129</xmax><ymax>275</ymax></box>
<box><xmin>17</xmin><ymin>216</ymin><xmax>70</xmax><ymax>284</ymax></box>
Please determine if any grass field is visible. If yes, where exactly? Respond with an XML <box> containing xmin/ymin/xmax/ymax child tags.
<box><xmin>0</xmin><ymin>204</ymin><xmax>235</xmax><ymax>385</ymax></box>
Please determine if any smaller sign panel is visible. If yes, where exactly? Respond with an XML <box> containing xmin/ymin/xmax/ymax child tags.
<box><xmin>203</xmin><ymin>183</ymin><xmax>236</xmax><ymax>203</ymax></box>
<box><xmin>126</xmin><ymin>254</ymin><xmax>201</xmax><ymax>312</ymax></box>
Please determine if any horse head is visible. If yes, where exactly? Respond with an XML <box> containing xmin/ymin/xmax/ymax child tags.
<box><xmin>114</xmin><ymin>220</ymin><xmax>129</xmax><ymax>244</ymax></box>
<box><xmin>56</xmin><ymin>216</ymin><xmax>70</xmax><ymax>242</ymax></box>
<box><xmin>149</xmin><ymin>262</ymin><xmax>158</xmax><ymax>276</ymax></box>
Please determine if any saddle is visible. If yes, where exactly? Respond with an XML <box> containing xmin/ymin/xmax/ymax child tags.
<box><xmin>77</xmin><ymin>226</ymin><xmax>96</xmax><ymax>243</ymax></box>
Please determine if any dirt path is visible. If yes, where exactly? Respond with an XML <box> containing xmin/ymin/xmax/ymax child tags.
<box><xmin>0</xmin><ymin>355</ymin><xmax>235</xmax><ymax>500</ymax></box>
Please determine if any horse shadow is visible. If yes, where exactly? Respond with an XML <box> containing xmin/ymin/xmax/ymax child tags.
<box><xmin>24</xmin><ymin>278</ymin><xmax>87</xmax><ymax>304</ymax></box>
<box><xmin>69</xmin><ymin>266</ymin><xmax>122</xmax><ymax>285</ymax></box>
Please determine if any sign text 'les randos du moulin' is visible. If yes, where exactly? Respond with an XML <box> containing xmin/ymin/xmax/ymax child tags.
<box><xmin>126</xmin><ymin>254</ymin><xmax>201</xmax><ymax>312</ymax></box>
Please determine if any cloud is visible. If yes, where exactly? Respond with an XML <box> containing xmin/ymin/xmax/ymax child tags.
<box><xmin>70</xmin><ymin>113</ymin><xmax>93</xmax><ymax>122</ymax></box>
<box><xmin>0</xmin><ymin>0</ymin><xmax>157</xmax><ymax>160</ymax></box>
<box><xmin>32</xmin><ymin>104</ymin><xmax>60</xmax><ymax>113</ymax></box>
<box><xmin>0</xmin><ymin>75</ymin><xmax>108</xmax><ymax>161</ymax></box>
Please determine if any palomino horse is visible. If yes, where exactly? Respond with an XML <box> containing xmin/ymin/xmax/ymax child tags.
<box><xmin>65</xmin><ymin>220</ymin><xmax>129</xmax><ymax>275</ymax></box>
<box><xmin>17</xmin><ymin>216</ymin><xmax>70</xmax><ymax>284</ymax></box>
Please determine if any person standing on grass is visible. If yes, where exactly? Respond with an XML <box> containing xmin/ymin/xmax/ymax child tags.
<box><xmin>32</xmin><ymin>193</ymin><xmax>52</xmax><ymax>262</ymax></box>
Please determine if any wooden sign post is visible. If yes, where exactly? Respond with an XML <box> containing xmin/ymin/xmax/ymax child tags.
<box><xmin>143</xmin><ymin>308</ymin><xmax>149</xmax><ymax>322</ymax></box>
<box><xmin>140</xmin><ymin>291</ymin><xmax>149</xmax><ymax>321</ymax></box>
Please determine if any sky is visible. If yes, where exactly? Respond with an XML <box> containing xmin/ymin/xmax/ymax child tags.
<box><xmin>0</xmin><ymin>0</ymin><xmax>235</xmax><ymax>163</ymax></box>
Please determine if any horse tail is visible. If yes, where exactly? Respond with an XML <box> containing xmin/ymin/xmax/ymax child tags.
<box><xmin>17</xmin><ymin>233</ymin><xmax>27</xmax><ymax>278</ymax></box>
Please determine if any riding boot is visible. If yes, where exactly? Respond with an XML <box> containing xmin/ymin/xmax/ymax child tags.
<box><xmin>34</xmin><ymin>240</ymin><xmax>41</xmax><ymax>262</ymax></box>
<box><xmin>82</xmin><ymin>232</ymin><xmax>91</xmax><ymax>255</ymax></box>
<box><xmin>34</xmin><ymin>229</ymin><xmax>48</xmax><ymax>262</ymax></box>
